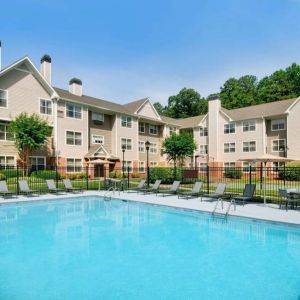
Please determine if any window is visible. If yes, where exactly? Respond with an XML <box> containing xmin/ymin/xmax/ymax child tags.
<box><xmin>272</xmin><ymin>139</ymin><xmax>286</xmax><ymax>152</ymax></box>
<box><xmin>200</xmin><ymin>145</ymin><xmax>208</xmax><ymax>154</ymax></box>
<box><xmin>29</xmin><ymin>156</ymin><xmax>45</xmax><ymax>170</ymax></box>
<box><xmin>0</xmin><ymin>123</ymin><xmax>14</xmax><ymax>141</ymax></box>
<box><xmin>67</xmin><ymin>158</ymin><xmax>82</xmax><ymax>172</ymax></box>
<box><xmin>200</xmin><ymin>127</ymin><xmax>208</xmax><ymax>136</ymax></box>
<box><xmin>150</xmin><ymin>142</ymin><xmax>158</xmax><ymax>153</ymax></box>
<box><xmin>0</xmin><ymin>156</ymin><xmax>15</xmax><ymax>169</ymax></box>
<box><xmin>224</xmin><ymin>123</ymin><xmax>235</xmax><ymax>134</ymax></box>
<box><xmin>123</xmin><ymin>161</ymin><xmax>132</xmax><ymax>172</ymax></box>
<box><xmin>92</xmin><ymin>112</ymin><xmax>104</xmax><ymax>122</ymax></box>
<box><xmin>224</xmin><ymin>143</ymin><xmax>235</xmax><ymax>153</ymax></box>
<box><xmin>121</xmin><ymin>115</ymin><xmax>132</xmax><ymax>128</ymax></box>
<box><xmin>138</xmin><ymin>141</ymin><xmax>145</xmax><ymax>152</ymax></box>
<box><xmin>0</xmin><ymin>90</ymin><xmax>7</xmax><ymax>108</ymax></box>
<box><xmin>243</xmin><ymin>141</ymin><xmax>256</xmax><ymax>152</ymax></box>
<box><xmin>66</xmin><ymin>103</ymin><xmax>82</xmax><ymax>119</ymax></box>
<box><xmin>242</xmin><ymin>162</ymin><xmax>256</xmax><ymax>173</ymax></box>
<box><xmin>272</xmin><ymin>162</ymin><xmax>285</xmax><ymax>173</ymax></box>
<box><xmin>224</xmin><ymin>162</ymin><xmax>235</xmax><ymax>170</ymax></box>
<box><xmin>121</xmin><ymin>138</ymin><xmax>132</xmax><ymax>150</ymax></box>
<box><xmin>169</xmin><ymin>126</ymin><xmax>176</xmax><ymax>135</ymax></box>
<box><xmin>199</xmin><ymin>163</ymin><xmax>208</xmax><ymax>172</ymax></box>
<box><xmin>243</xmin><ymin>120</ymin><xmax>256</xmax><ymax>132</ymax></box>
<box><xmin>271</xmin><ymin>119</ymin><xmax>285</xmax><ymax>131</ymax></box>
<box><xmin>139</xmin><ymin>161</ymin><xmax>145</xmax><ymax>172</ymax></box>
<box><xmin>149</xmin><ymin>124</ymin><xmax>158</xmax><ymax>135</ymax></box>
<box><xmin>92</xmin><ymin>135</ymin><xmax>104</xmax><ymax>144</ymax></box>
<box><xmin>66</xmin><ymin>131</ymin><xmax>82</xmax><ymax>145</ymax></box>
<box><xmin>139</xmin><ymin>122</ymin><xmax>145</xmax><ymax>133</ymax></box>
<box><xmin>150</xmin><ymin>161</ymin><xmax>158</xmax><ymax>167</ymax></box>
<box><xmin>40</xmin><ymin>99</ymin><xmax>52</xmax><ymax>115</ymax></box>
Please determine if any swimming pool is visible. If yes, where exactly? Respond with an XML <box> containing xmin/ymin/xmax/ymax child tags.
<box><xmin>0</xmin><ymin>196</ymin><xmax>299</xmax><ymax>300</ymax></box>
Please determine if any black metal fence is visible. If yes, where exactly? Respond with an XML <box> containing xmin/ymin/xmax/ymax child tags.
<box><xmin>0</xmin><ymin>165</ymin><xmax>299</xmax><ymax>203</ymax></box>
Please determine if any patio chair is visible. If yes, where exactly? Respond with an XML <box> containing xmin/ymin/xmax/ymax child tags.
<box><xmin>46</xmin><ymin>180</ymin><xmax>64</xmax><ymax>194</ymax></box>
<box><xmin>18</xmin><ymin>180</ymin><xmax>39</xmax><ymax>196</ymax></box>
<box><xmin>231</xmin><ymin>184</ymin><xmax>256</xmax><ymax>206</ymax></box>
<box><xmin>0</xmin><ymin>181</ymin><xmax>15</xmax><ymax>198</ymax></box>
<box><xmin>139</xmin><ymin>180</ymin><xmax>162</xmax><ymax>194</ymax></box>
<box><xmin>157</xmin><ymin>181</ymin><xmax>181</xmax><ymax>197</ymax></box>
<box><xmin>201</xmin><ymin>183</ymin><xmax>227</xmax><ymax>202</ymax></box>
<box><xmin>178</xmin><ymin>181</ymin><xmax>203</xmax><ymax>199</ymax></box>
<box><xmin>278</xmin><ymin>189</ymin><xmax>299</xmax><ymax>211</ymax></box>
<box><xmin>63</xmin><ymin>179</ymin><xmax>83</xmax><ymax>193</ymax></box>
<box><xmin>127</xmin><ymin>179</ymin><xmax>146</xmax><ymax>193</ymax></box>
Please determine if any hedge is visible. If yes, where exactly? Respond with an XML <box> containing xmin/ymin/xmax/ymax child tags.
<box><xmin>31</xmin><ymin>170</ymin><xmax>62</xmax><ymax>180</ymax></box>
<box><xmin>224</xmin><ymin>169</ymin><xmax>243</xmax><ymax>179</ymax></box>
<box><xmin>278</xmin><ymin>162</ymin><xmax>300</xmax><ymax>181</ymax></box>
<box><xmin>149</xmin><ymin>167</ymin><xmax>182</xmax><ymax>184</ymax></box>
<box><xmin>0</xmin><ymin>169</ymin><xmax>23</xmax><ymax>179</ymax></box>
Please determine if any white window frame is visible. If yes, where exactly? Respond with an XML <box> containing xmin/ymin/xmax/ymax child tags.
<box><xmin>66</xmin><ymin>130</ymin><xmax>83</xmax><ymax>146</ymax></box>
<box><xmin>0</xmin><ymin>123</ymin><xmax>14</xmax><ymax>142</ymax></box>
<box><xmin>91</xmin><ymin>134</ymin><xmax>104</xmax><ymax>145</ymax></box>
<box><xmin>242</xmin><ymin>141</ymin><xmax>256</xmax><ymax>153</ymax></box>
<box><xmin>200</xmin><ymin>127</ymin><xmax>208</xmax><ymax>137</ymax></box>
<box><xmin>150</xmin><ymin>161</ymin><xmax>158</xmax><ymax>167</ymax></box>
<box><xmin>65</xmin><ymin>102</ymin><xmax>82</xmax><ymax>120</ymax></box>
<box><xmin>242</xmin><ymin>161</ymin><xmax>256</xmax><ymax>173</ymax></box>
<box><xmin>150</xmin><ymin>142</ymin><xmax>158</xmax><ymax>154</ymax></box>
<box><xmin>123</xmin><ymin>160</ymin><xmax>133</xmax><ymax>172</ymax></box>
<box><xmin>139</xmin><ymin>122</ymin><xmax>145</xmax><ymax>133</ymax></box>
<box><xmin>0</xmin><ymin>89</ymin><xmax>8</xmax><ymax>109</ymax></box>
<box><xmin>149</xmin><ymin>124</ymin><xmax>158</xmax><ymax>135</ymax></box>
<box><xmin>138</xmin><ymin>141</ymin><xmax>145</xmax><ymax>153</ymax></box>
<box><xmin>121</xmin><ymin>115</ymin><xmax>132</xmax><ymax>128</ymax></box>
<box><xmin>0</xmin><ymin>155</ymin><xmax>15</xmax><ymax>169</ymax></box>
<box><xmin>224</xmin><ymin>142</ymin><xmax>235</xmax><ymax>153</ymax></box>
<box><xmin>224</xmin><ymin>162</ymin><xmax>236</xmax><ymax>170</ymax></box>
<box><xmin>271</xmin><ymin>119</ymin><xmax>285</xmax><ymax>131</ymax></box>
<box><xmin>29</xmin><ymin>156</ymin><xmax>46</xmax><ymax>169</ymax></box>
<box><xmin>242</xmin><ymin>120</ymin><xmax>256</xmax><ymax>132</ymax></box>
<box><xmin>121</xmin><ymin>138</ymin><xmax>132</xmax><ymax>150</ymax></box>
<box><xmin>169</xmin><ymin>126</ymin><xmax>177</xmax><ymax>135</ymax></box>
<box><xmin>224</xmin><ymin>122</ymin><xmax>235</xmax><ymax>134</ymax></box>
<box><xmin>200</xmin><ymin>145</ymin><xmax>208</xmax><ymax>155</ymax></box>
<box><xmin>199</xmin><ymin>162</ymin><xmax>208</xmax><ymax>172</ymax></box>
<box><xmin>272</xmin><ymin>139</ymin><xmax>286</xmax><ymax>152</ymax></box>
<box><xmin>139</xmin><ymin>161</ymin><xmax>145</xmax><ymax>172</ymax></box>
<box><xmin>66</xmin><ymin>158</ymin><xmax>82</xmax><ymax>173</ymax></box>
<box><xmin>92</xmin><ymin>112</ymin><xmax>104</xmax><ymax>122</ymax></box>
<box><xmin>39</xmin><ymin>98</ymin><xmax>52</xmax><ymax>115</ymax></box>
<box><xmin>272</xmin><ymin>161</ymin><xmax>285</xmax><ymax>173</ymax></box>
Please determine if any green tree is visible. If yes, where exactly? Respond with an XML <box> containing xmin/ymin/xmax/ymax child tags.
<box><xmin>166</xmin><ymin>88</ymin><xmax>208</xmax><ymax>118</ymax></box>
<box><xmin>162</xmin><ymin>132</ymin><xmax>196</xmax><ymax>177</ymax></box>
<box><xmin>153</xmin><ymin>102</ymin><xmax>166</xmax><ymax>115</ymax></box>
<box><xmin>220</xmin><ymin>75</ymin><xmax>258</xmax><ymax>109</ymax></box>
<box><xmin>9</xmin><ymin>113</ymin><xmax>50</xmax><ymax>169</ymax></box>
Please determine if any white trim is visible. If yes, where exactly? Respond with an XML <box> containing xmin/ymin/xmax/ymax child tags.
<box><xmin>219</xmin><ymin>109</ymin><xmax>233</xmax><ymax>121</ymax></box>
<box><xmin>91</xmin><ymin>111</ymin><xmax>104</xmax><ymax>122</ymax></box>
<box><xmin>285</xmin><ymin>96</ymin><xmax>300</xmax><ymax>113</ymax></box>
<box><xmin>242</xmin><ymin>140</ymin><xmax>257</xmax><ymax>153</ymax></box>
<box><xmin>65</xmin><ymin>130</ymin><xmax>83</xmax><ymax>146</ymax></box>
<box><xmin>136</xmin><ymin>98</ymin><xmax>162</xmax><ymax>120</ymax></box>
<box><xmin>139</xmin><ymin>160</ymin><xmax>145</xmax><ymax>173</ymax></box>
<box><xmin>224</xmin><ymin>122</ymin><xmax>236</xmax><ymax>134</ymax></box>
<box><xmin>149</xmin><ymin>124</ymin><xmax>158</xmax><ymax>135</ymax></box>
<box><xmin>0</xmin><ymin>89</ymin><xmax>8</xmax><ymax>109</ymax></box>
<box><xmin>0</xmin><ymin>155</ymin><xmax>16</xmax><ymax>167</ymax></box>
<box><xmin>271</xmin><ymin>119</ymin><xmax>286</xmax><ymax>131</ymax></box>
<box><xmin>91</xmin><ymin>134</ymin><xmax>104</xmax><ymax>145</ymax></box>
<box><xmin>65</xmin><ymin>102</ymin><xmax>83</xmax><ymax>120</ymax></box>
<box><xmin>138</xmin><ymin>140</ymin><xmax>145</xmax><ymax>153</ymax></box>
<box><xmin>38</xmin><ymin>97</ymin><xmax>53</xmax><ymax>116</ymax></box>
<box><xmin>223</xmin><ymin>142</ymin><xmax>236</xmax><ymax>153</ymax></box>
<box><xmin>29</xmin><ymin>156</ymin><xmax>46</xmax><ymax>168</ymax></box>
<box><xmin>242</xmin><ymin>120</ymin><xmax>256</xmax><ymax>132</ymax></box>
<box><xmin>271</xmin><ymin>139</ymin><xmax>286</xmax><ymax>152</ymax></box>
<box><xmin>66</xmin><ymin>157</ymin><xmax>83</xmax><ymax>173</ymax></box>
<box><xmin>120</xmin><ymin>114</ymin><xmax>132</xmax><ymax>128</ymax></box>
<box><xmin>138</xmin><ymin>121</ymin><xmax>145</xmax><ymax>133</ymax></box>
<box><xmin>120</xmin><ymin>137</ymin><xmax>133</xmax><ymax>151</ymax></box>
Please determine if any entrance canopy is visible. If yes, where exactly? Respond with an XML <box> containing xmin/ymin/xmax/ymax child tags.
<box><xmin>88</xmin><ymin>159</ymin><xmax>114</xmax><ymax>165</ymax></box>
<box><xmin>238</xmin><ymin>154</ymin><xmax>295</xmax><ymax>163</ymax></box>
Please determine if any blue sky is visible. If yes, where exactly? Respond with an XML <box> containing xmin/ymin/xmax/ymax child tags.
<box><xmin>1</xmin><ymin>0</ymin><xmax>300</xmax><ymax>104</ymax></box>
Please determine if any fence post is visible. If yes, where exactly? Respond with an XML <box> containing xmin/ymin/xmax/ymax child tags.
<box><xmin>16</xmin><ymin>165</ymin><xmax>19</xmax><ymax>195</ymax></box>
<box><xmin>283</xmin><ymin>163</ymin><xmax>286</xmax><ymax>188</ymax></box>
<box><xmin>127</xmin><ymin>166</ymin><xmax>130</xmax><ymax>189</ymax></box>
<box><xmin>207</xmin><ymin>165</ymin><xmax>210</xmax><ymax>194</ymax></box>
<box><xmin>147</xmin><ymin>165</ymin><xmax>150</xmax><ymax>188</ymax></box>
<box><xmin>55</xmin><ymin>164</ymin><xmax>59</xmax><ymax>187</ymax></box>
<box><xmin>86</xmin><ymin>165</ymin><xmax>89</xmax><ymax>190</ymax></box>
<box><xmin>249</xmin><ymin>165</ymin><xmax>252</xmax><ymax>185</ymax></box>
<box><xmin>260</xmin><ymin>162</ymin><xmax>263</xmax><ymax>190</ymax></box>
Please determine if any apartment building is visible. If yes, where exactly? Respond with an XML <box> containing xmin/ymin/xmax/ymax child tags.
<box><xmin>0</xmin><ymin>54</ymin><xmax>299</xmax><ymax>174</ymax></box>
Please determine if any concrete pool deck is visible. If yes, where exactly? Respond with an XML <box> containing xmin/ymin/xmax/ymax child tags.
<box><xmin>0</xmin><ymin>190</ymin><xmax>299</xmax><ymax>226</ymax></box>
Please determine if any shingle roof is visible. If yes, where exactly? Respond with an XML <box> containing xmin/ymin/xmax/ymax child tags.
<box><xmin>160</xmin><ymin>114</ymin><xmax>206</xmax><ymax>128</ymax></box>
<box><xmin>123</xmin><ymin>98</ymin><xmax>148</xmax><ymax>114</ymax></box>
<box><xmin>222</xmin><ymin>98</ymin><xmax>297</xmax><ymax>121</ymax></box>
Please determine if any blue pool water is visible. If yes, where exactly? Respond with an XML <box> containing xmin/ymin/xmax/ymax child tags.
<box><xmin>0</xmin><ymin>196</ymin><xmax>299</xmax><ymax>300</ymax></box>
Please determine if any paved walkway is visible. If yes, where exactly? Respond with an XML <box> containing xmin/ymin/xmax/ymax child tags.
<box><xmin>0</xmin><ymin>190</ymin><xmax>299</xmax><ymax>226</ymax></box>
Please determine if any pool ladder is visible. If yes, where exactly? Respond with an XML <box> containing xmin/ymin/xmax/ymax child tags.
<box><xmin>212</xmin><ymin>197</ymin><xmax>236</xmax><ymax>217</ymax></box>
<box><xmin>104</xmin><ymin>187</ymin><xmax>115</xmax><ymax>201</ymax></box>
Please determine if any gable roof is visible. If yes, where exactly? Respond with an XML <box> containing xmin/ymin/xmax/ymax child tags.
<box><xmin>221</xmin><ymin>98</ymin><xmax>297</xmax><ymax>121</ymax></box>
<box><xmin>160</xmin><ymin>114</ymin><xmax>206</xmax><ymax>128</ymax></box>
<box><xmin>123</xmin><ymin>98</ymin><xmax>148</xmax><ymax>113</ymax></box>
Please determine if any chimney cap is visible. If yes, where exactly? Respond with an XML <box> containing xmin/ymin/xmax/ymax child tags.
<box><xmin>207</xmin><ymin>93</ymin><xmax>220</xmax><ymax>101</ymax></box>
<box><xmin>41</xmin><ymin>54</ymin><xmax>51</xmax><ymax>63</ymax></box>
<box><xmin>69</xmin><ymin>78</ymin><xmax>82</xmax><ymax>85</ymax></box>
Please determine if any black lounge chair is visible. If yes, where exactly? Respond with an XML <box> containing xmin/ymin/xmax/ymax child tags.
<box><xmin>231</xmin><ymin>184</ymin><xmax>256</xmax><ymax>205</ymax></box>
<box><xmin>279</xmin><ymin>188</ymin><xmax>299</xmax><ymax>211</ymax></box>
<box><xmin>139</xmin><ymin>180</ymin><xmax>162</xmax><ymax>194</ymax></box>
<box><xmin>178</xmin><ymin>181</ymin><xmax>203</xmax><ymax>199</ymax></box>
<box><xmin>158</xmin><ymin>181</ymin><xmax>180</xmax><ymax>197</ymax></box>
<box><xmin>201</xmin><ymin>183</ymin><xmax>226</xmax><ymax>202</ymax></box>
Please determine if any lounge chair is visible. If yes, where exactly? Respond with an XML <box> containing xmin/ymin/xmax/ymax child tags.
<box><xmin>0</xmin><ymin>181</ymin><xmax>15</xmax><ymax>198</ymax></box>
<box><xmin>63</xmin><ymin>179</ymin><xmax>83</xmax><ymax>193</ymax></box>
<box><xmin>18</xmin><ymin>180</ymin><xmax>39</xmax><ymax>196</ymax></box>
<box><xmin>231</xmin><ymin>184</ymin><xmax>256</xmax><ymax>206</ymax></box>
<box><xmin>46</xmin><ymin>180</ymin><xmax>64</xmax><ymax>194</ymax></box>
<box><xmin>201</xmin><ymin>183</ymin><xmax>226</xmax><ymax>202</ymax></box>
<box><xmin>279</xmin><ymin>189</ymin><xmax>299</xmax><ymax>211</ymax></box>
<box><xmin>139</xmin><ymin>180</ymin><xmax>162</xmax><ymax>194</ymax></box>
<box><xmin>178</xmin><ymin>181</ymin><xmax>203</xmax><ymax>199</ymax></box>
<box><xmin>158</xmin><ymin>181</ymin><xmax>180</xmax><ymax>197</ymax></box>
<box><xmin>127</xmin><ymin>179</ymin><xmax>146</xmax><ymax>193</ymax></box>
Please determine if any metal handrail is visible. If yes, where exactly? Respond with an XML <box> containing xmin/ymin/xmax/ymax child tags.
<box><xmin>212</xmin><ymin>197</ymin><xmax>224</xmax><ymax>214</ymax></box>
<box><xmin>104</xmin><ymin>186</ymin><xmax>115</xmax><ymax>201</ymax></box>
<box><xmin>225</xmin><ymin>199</ymin><xmax>236</xmax><ymax>216</ymax></box>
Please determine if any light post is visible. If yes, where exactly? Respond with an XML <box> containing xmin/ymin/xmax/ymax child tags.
<box><xmin>145</xmin><ymin>141</ymin><xmax>150</xmax><ymax>188</ymax></box>
<box><xmin>122</xmin><ymin>144</ymin><xmax>126</xmax><ymax>178</ymax></box>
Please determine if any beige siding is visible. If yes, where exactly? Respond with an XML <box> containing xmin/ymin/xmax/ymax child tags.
<box><xmin>266</xmin><ymin>118</ymin><xmax>287</xmax><ymax>157</ymax></box>
<box><xmin>287</xmin><ymin>101</ymin><xmax>300</xmax><ymax>159</ymax></box>
<box><xmin>137</xmin><ymin>102</ymin><xmax>159</xmax><ymax>119</ymax></box>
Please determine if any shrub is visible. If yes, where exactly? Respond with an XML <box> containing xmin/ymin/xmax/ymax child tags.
<box><xmin>224</xmin><ymin>169</ymin><xmax>243</xmax><ymax>179</ymax></box>
<box><xmin>65</xmin><ymin>172</ymin><xmax>87</xmax><ymax>180</ymax></box>
<box><xmin>109</xmin><ymin>172</ymin><xmax>118</xmax><ymax>178</ymax></box>
<box><xmin>131</xmin><ymin>173</ymin><xmax>140</xmax><ymax>178</ymax></box>
<box><xmin>31</xmin><ymin>170</ymin><xmax>61</xmax><ymax>180</ymax></box>
<box><xmin>149</xmin><ymin>167</ymin><xmax>182</xmax><ymax>184</ymax></box>
<box><xmin>0</xmin><ymin>169</ymin><xmax>23</xmax><ymax>179</ymax></box>
<box><xmin>278</xmin><ymin>162</ymin><xmax>300</xmax><ymax>181</ymax></box>
<box><xmin>0</xmin><ymin>173</ymin><xmax>6</xmax><ymax>180</ymax></box>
